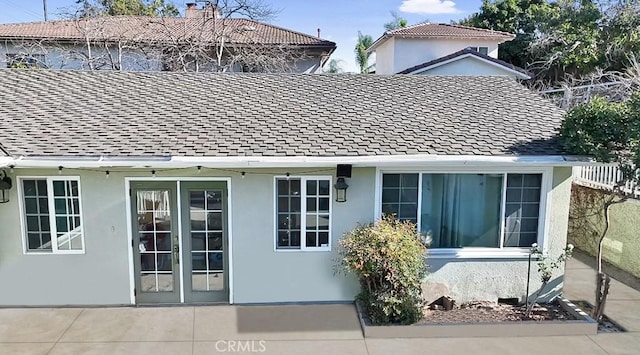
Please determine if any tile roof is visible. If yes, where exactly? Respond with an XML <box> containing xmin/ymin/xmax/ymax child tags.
<box><xmin>0</xmin><ymin>16</ymin><xmax>335</xmax><ymax>47</ymax></box>
<box><xmin>397</xmin><ymin>48</ymin><xmax>532</xmax><ymax>78</ymax></box>
<box><xmin>0</xmin><ymin>70</ymin><xmax>565</xmax><ymax>158</ymax></box>
<box><xmin>369</xmin><ymin>23</ymin><xmax>514</xmax><ymax>52</ymax></box>
<box><xmin>387</xmin><ymin>23</ymin><xmax>514</xmax><ymax>39</ymax></box>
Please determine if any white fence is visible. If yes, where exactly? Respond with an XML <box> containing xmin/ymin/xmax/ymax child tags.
<box><xmin>574</xmin><ymin>166</ymin><xmax>640</xmax><ymax>198</ymax></box>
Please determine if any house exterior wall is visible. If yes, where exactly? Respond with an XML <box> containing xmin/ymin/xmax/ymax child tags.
<box><xmin>423</xmin><ymin>167</ymin><xmax>573</xmax><ymax>303</ymax></box>
<box><xmin>372</xmin><ymin>38</ymin><xmax>394</xmax><ymax>75</ymax></box>
<box><xmin>0</xmin><ymin>41</ymin><xmax>324</xmax><ymax>73</ymax></box>
<box><xmin>414</xmin><ymin>56</ymin><xmax>520</xmax><ymax>78</ymax></box>
<box><xmin>568</xmin><ymin>185</ymin><xmax>640</xmax><ymax>279</ymax></box>
<box><xmin>0</xmin><ymin>166</ymin><xmax>572</xmax><ymax>306</ymax></box>
<box><xmin>374</xmin><ymin>37</ymin><xmax>501</xmax><ymax>75</ymax></box>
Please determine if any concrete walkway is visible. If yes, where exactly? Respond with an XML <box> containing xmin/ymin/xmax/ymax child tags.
<box><xmin>1</xmin><ymin>258</ymin><xmax>639</xmax><ymax>355</ymax></box>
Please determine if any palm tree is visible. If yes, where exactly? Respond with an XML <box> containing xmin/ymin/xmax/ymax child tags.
<box><xmin>355</xmin><ymin>31</ymin><xmax>373</xmax><ymax>74</ymax></box>
<box><xmin>324</xmin><ymin>59</ymin><xmax>344</xmax><ymax>74</ymax></box>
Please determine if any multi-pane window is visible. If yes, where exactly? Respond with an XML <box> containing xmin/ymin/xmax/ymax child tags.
<box><xmin>380</xmin><ymin>172</ymin><xmax>544</xmax><ymax>249</ymax></box>
<box><xmin>504</xmin><ymin>174</ymin><xmax>542</xmax><ymax>247</ymax></box>
<box><xmin>276</xmin><ymin>177</ymin><xmax>331</xmax><ymax>250</ymax></box>
<box><xmin>21</xmin><ymin>178</ymin><xmax>84</xmax><ymax>253</ymax></box>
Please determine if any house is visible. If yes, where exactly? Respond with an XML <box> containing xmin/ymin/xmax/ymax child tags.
<box><xmin>0</xmin><ymin>70</ymin><xmax>576</xmax><ymax>306</ymax></box>
<box><xmin>0</xmin><ymin>5</ymin><xmax>335</xmax><ymax>73</ymax></box>
<box><xmin>368</xmin><ymin>23</ymin><xmax>530</xmax><ymax>79</ymax></box>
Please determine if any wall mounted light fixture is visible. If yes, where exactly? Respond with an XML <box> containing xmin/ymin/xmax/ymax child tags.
<box><xmin>334</xmin><ymin>164</ymin><xmax>352</xmax><ymax>203</ymax></box>
<box><xmin>0</xmin><ymin>170</ymin><xmax>12</xmax><ymax>203</ymax></box>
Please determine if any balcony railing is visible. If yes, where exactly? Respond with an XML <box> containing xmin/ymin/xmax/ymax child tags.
<box><xmin>573</xmin><ymin>166</ymin><xmax>640</xmax><ymax>198</ymax></box>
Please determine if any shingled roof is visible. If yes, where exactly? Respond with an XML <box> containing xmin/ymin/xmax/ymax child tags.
<box><xmin>0</xmin><ymin>16</ymin><xmax>335</xmax><ymax>48</ymax></box>
<box><xmin>0</xmin><ymin>70</ymin><xmax>564</xmax><ymax>158</ymax></box>
<box><xmin>369</xmin><ymin>23</ymin><xmax>514</xmax><ymax>51</ymax></box>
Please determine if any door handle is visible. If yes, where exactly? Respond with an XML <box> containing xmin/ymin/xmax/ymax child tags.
<box><xmin>173</xmin><ymin>236</ymin><xmax>180</xmax><ymax>265</ymax></box>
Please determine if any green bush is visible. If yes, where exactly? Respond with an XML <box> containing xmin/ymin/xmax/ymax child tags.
<box><xmin>337</xmin><ymin>216</ymin><xmax>427</xmax><ymax>325</ymax></box>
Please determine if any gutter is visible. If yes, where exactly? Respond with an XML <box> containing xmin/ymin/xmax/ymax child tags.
<box><xmin>7</xmin><ymin>154</ymin><xmax>605</xmax><ymax>169</ymax></box>
<box><xmin>0</xmin><ymin>157</ymin><xmax>14</xmax><ymax>168</ymax></box>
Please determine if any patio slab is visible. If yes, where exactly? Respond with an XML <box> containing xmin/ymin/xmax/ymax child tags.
<box><xmin>59</xmin><ymin>307</ymin><xmax>194</xmax><ymax>342</ymax></box>
<box><xmin>365</xmin><ymin>335</ymin><xmax>608</xmax><ymax>355</ymax></box>
<box><xmin>193</xmin><ymin>304</ymin><xmax>362</xmax><ymax>341</ymax></box>
<box><xmin>588</xmin><ymin>333</ymin><xmax>640</xmax><ymax>355</ymax></box>
<box><xmin>0</xmin><ymin>308</ymin><xmax>82</xmax><ymax>342</ymax></box>
<box><xmin>0</xmin><ymin>342</ymin><xmax>54</xmax><ymax>355</ymax></box>
<box><xmin>48</xmin><ymin>341</ymin><xmax>192</xmax><ymax>355</ymax></box>
<box><xmin>194</xmin><ymin>340</ymin><xmax>368</xmax><ymax>355</ymax></box>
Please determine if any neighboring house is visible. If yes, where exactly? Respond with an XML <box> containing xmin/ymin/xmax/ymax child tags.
<box><xmin>369</xmin><ymin>23</ymin><xmax>530</xmax><ymax>79</ymax></box>
<box><xmin>0</xmin><ymin>71</ymin><xmax>577</xmax><ymax>306</ymax></box>
<box><xmin>0</xmin><ymin>6</ymin><xmax>335</xmax><ymax>72</ymax></box>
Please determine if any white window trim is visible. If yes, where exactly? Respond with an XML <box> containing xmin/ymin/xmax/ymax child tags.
<box><xmin>18</xmin><ymin>176</ymin><xmax>86</xmax><ymax>255</ymax></box>
<box><xmin>273</xmin><ymin>175</ymin><xmax>332</xmax><ymax>252</ymax></box>
<box><xmin>375</xmin><ymin>166</ymin><xmax>553</xmax><ymax>259</ymax></box>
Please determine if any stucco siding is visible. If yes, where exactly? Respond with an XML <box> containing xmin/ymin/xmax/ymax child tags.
<box><xmin>568</xmin><ymin>185</ymin><xmax>640</xmax><ymax>279</ymax></box>
<box><xmin>415</xmin><ymin>56</ymin><xmax>520</xmax><ymax>78</ymax></box>
<box><xmin>423</xmin><ymin>167</ymin><xmax>573</xmax><ymax>303</ymax></box>
<box><xmin>0</xmin><ymin>169</ymin><xmax>132</xmax><ymax>305</ymax></box>
<box><xmin>0</xmin><ymin>42</ymin><xmax>322</xmax><ymax>72</ymax></box>
<box><xmin>231</xmin><ymin>168</ymin><xmax>372</xmax><ymax>303</ymax></box>
<box><xmin>392</xmin><ymin>38</ymin><xmax>500</xmax><ymax>74</ymax></box>
<box><xmin>0</xmin><ymin>166</ymin><xmax>572</xmax><ymax>306</ymax></box>
<box><xmin>372</xmin><ymin>38</ymin><xmax>395</xmax><ymax>75</ymax></box>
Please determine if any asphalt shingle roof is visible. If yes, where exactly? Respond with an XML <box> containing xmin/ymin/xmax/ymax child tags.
<box><xmin>0</xmin><ymin>16</ymin><xmax>335</xmax><ymax>47</ymax></box>
<box><xmin>0</xmin><ymin>70</ymin><xmax>565</xmax><ymax>158</ymax></box>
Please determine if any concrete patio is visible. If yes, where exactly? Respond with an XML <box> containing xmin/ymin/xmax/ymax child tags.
<box><xmin>1</xmin><ymin>257</ymin><xmax>639</xmax><ymax>354</ymax></box>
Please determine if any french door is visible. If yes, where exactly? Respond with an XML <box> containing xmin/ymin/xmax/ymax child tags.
<box><xmin>131</xmin><ymin>181</ymin><xmax>229</xmax><ymax>304</ymax></box>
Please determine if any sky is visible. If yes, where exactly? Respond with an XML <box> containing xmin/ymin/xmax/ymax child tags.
<box><xmin>0</xmin><ymin>0</ymin><xmax>484</xmax><ymax>72</ymax></box>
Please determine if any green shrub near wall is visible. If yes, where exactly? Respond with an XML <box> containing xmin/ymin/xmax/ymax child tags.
<box><xmin>568</xmin><ymin>184</ymin><xmax>640</xmax><ymax>278</ymax></box>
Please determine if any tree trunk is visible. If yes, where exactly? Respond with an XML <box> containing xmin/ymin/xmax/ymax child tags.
<box><xmin>592</xmin><ymin>192</ymin><xmax>624</xmax><ymax>321</ymax></box>
<box><xmin>593</xmin><ymin>272</ymin><xmax>610</xmax><ymax>322</ymax></box>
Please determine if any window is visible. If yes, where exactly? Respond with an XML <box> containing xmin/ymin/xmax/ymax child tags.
<box><xmin>275</xmin><ymin>177</ymin><xmax>331</xmax><ymax>251</ymax></box>
<box><xmin>20</xmin><ymin>177</ymin><xmax>84</xmax><ymax>254</ymax></box>
<box><xmin>466</xmin><ymin>47</ymin><xmax>489</xmax><ymax>55</ymax></box>
<box><xmin>381</xmin><ymin>172</ymin><xmax>545</xmax><ymax>250</ymax></box>
<box><xmin>6</xmin><ymin>53</ymin><xmax>47</xmax><ymax>68</ymax></box>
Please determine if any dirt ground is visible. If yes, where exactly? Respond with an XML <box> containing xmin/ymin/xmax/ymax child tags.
<box><xmin>419</xmin><ymin>301</ymin><xmax>576</xmax><ymax>324</ymax></box>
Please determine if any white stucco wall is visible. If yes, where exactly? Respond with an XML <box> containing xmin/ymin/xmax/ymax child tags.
<box><xmin>372</xmin><ymin>38</ymin><xmax>394</xmax><ymax>75</ymax></box>
<box><xmin>0</xmin><ymin>166</ymin><xmax>572</xmax><ymax>306</ymax></box>
<box><xmin>0</xmin><ymin>41</ymin><xmax>323</xmax><ymax>73</ymax></box>
<box><xmin>373</xmin><ymin>37</ymin><xmax>502</xmax><ymax>74</ymax></box>
<box><xmin>414</xmin><ymin>56</ymin><xmax>523</xmax><ymax>79</ymax></box>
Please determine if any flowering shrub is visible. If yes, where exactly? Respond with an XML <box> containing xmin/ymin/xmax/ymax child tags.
<box><xmin>525</xmin><ymin>243</ymin><xmax>574</xmax><ymax>318</ymax></box>
<box><xmin>337</xmin><ymin>216</ymin><xmax>427</xmax><ymax>325</ymax></box>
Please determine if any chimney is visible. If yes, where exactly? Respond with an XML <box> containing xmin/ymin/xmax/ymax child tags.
<box><xmin>185</xmin><ymin>3</ymin><xmax>222</xmax><ymax>19</ymax></box>
<box><xmin>203</xmin><ymin>4</ymin><xmax>222</xmax><ymax>19</ymax></box>
<box><xmin>317</xmin><ymin>28</ymin><xmax>320</xmax><ymax>39</ymax></box>
<box><xmin>185</xmin><ymin>3</ymin><xmax>198</xmax><ymax>18</ymax></box>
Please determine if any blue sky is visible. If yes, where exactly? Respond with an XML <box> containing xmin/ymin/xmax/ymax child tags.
<box><xmin>0</xmin><ymin>0</ymin><xmax>483</xmax><ymax>72</ymax></box>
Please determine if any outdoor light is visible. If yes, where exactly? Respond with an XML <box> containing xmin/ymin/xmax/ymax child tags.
<box><xmin>0</xmin><ymin>170</ymin><xmax>12</xmax><ymax>204</ymax></box>
<box><xmin>334</xmin><ymin>164</ymin><xmax>352</xmax><ymax>203</ymax></box>
<box><xmin>334</xmin><ymin>177</ymin><xmax>349</xmax><ymax>203</ymax></box>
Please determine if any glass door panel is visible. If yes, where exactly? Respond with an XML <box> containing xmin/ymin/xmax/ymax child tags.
<box><xmin>131</xmin><ymin>183</ymin><xmax>180</xmax><ymax>303</ymax></box>
<box><xmin>181</xmin><ymin>182</ymin><xmax>228</xmax><ymax>303</ymax></box>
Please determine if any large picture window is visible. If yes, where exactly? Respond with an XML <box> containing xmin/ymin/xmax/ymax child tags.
<box><xmin>381</xmin><ymin>172</ymin><xmax>545</xmax><ymax>249</ymax></box>
<box><xmin>275</xmin><ymin>176</ymin><xmax>331</xmax><ymax>251</ymax></box>
<box><xmin>20</xmin><ymin>177</ymin><xmax>85</xmax><ymax>254</ymax></box>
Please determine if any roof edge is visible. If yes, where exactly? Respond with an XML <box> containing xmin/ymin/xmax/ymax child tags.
<box><xmin>398</xmin><ymin>48</ymin><xmax>532</xmax><ymax>78</ymax></box>
<box><xmin>9</xmin><ymin>154</ymin><xmax>596</xmax><ymax>169</ymax></box>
